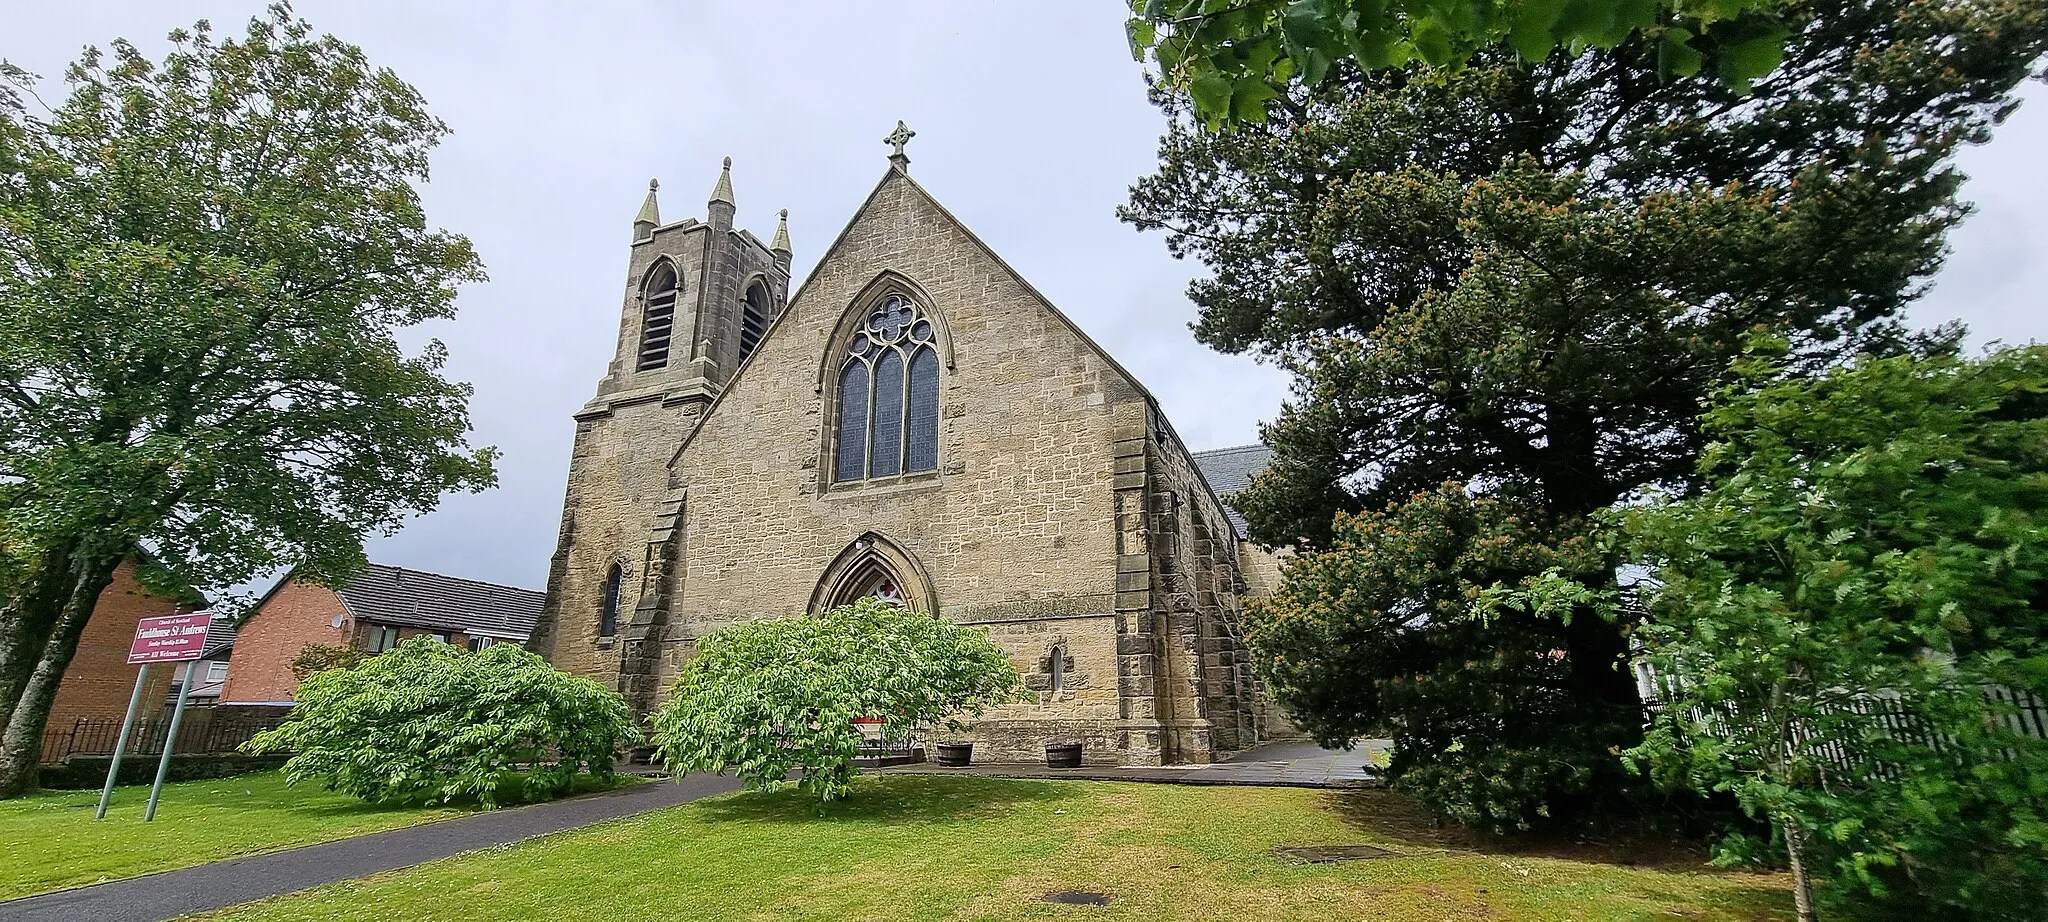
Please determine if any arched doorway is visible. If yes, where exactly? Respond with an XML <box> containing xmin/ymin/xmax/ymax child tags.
<box><xmin>808</xmin><ymin>532</ymin><xmax>936</xmax><ymax>615</ymax></box>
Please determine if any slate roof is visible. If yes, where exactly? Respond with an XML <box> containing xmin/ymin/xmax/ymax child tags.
<box><xmin>1190</xmin><ymin>443</ymin><xmax>1274</xmax><ymax>537</ymax></box>
<box><xmin>335</xmin><ymin>564</ymin><xmax>545</xmax><ymax>640</ymax></box>
<box><xmin>198</xmin><ymin>613</ymin><xmax>237</xmax><ymax>659</ymax></box>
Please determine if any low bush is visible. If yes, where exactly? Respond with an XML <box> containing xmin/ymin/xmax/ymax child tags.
<box><xmin>651</xmin><ymin>599</ymin><xmax>1024</xmax><ymax>800</ymax></box>
<box><xmin>246</xmin><ymin>638</ymin><xmax>639</xmax><ymax>806</ymax></box>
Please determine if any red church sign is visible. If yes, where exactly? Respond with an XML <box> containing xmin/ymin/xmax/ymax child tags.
<box><xmin>127</xmin><ymin>613</ymin><xmax>212</xmax><ymax>664</ymax></box>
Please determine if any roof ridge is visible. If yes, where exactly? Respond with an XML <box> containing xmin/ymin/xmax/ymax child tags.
<box><xmin>1190</xmin><ymin>443</ymin><xmax>1268</xmax><ymax>456</ymax></box>
<box><xmin>361</xmin><ymin>562</ymin><xmax>542</xmax><ymax>595</ymax></box>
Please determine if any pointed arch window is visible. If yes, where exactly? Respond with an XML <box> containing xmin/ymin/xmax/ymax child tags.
<box><xmin>834</xmin><ymin>295</ymin><xmax>939</xmax><ymax>483</ymax></box>
<box><xmin>637</xmin><ymin>263</ymin><xmax>678</xmax><ymax>371</ymax></box>
<box><xmin>740</xmin><ymin>281</ymin><xmax>773</xmax><ymax>363</ymax></box>
<box><xmin>599</xmin><ymin>564</ymin><xmax>624</xmax><ymax>638</ymax></box>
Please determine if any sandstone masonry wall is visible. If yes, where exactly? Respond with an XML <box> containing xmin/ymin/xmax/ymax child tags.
<box><xmin>539</xmin><ymin>165</ymin><xmax>1269</xmax><ymax>766</ymax></box>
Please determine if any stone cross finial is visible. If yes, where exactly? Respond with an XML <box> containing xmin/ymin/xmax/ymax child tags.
<box><xmin>884</xmin><ymin>120</ymin><xmax>915</xmax><ymax>170</ymax></box>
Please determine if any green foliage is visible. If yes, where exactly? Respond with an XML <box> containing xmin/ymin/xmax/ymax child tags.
<box><xmin>1246</xmin><ymin>484</ymin><xmax>1637</xmax><ymax>831</ymax></box>
<box><xmin>650</xmin><ymin>600</ymin><xmax>1025</xmax><ymax>801</ymax></box>
<box><xmin>246</xmin><ymin>638</ymin><xmax>638</xmax><ymax>807</ymax></box>
<box><xmin>1126</xmin><ymin>0</ymin><xmax>1787</xmax><ymax>129</ymax></box>
<box><xmin>0</xmin><ymin>4</ymin><xmax>494</xmax><ymax>595</ymax></box>
<box><xmin>0</xmin><ymin>4</ymin><xmax>494</xmax><ymax>796</ymax></box>
<box><xmin>1621</xmin><ymin>345</ymin><xmax>2048</xmax><ymax>920</ymax></box>
<box><xmin>1125</xmin><ymin>0</ymin><xmax>2046</xmax><ymax>829</ymax></box>
<box><xmin>287</xmin><ymin>643</ymin><xmax>365</xmax><ymax>680</ymax></box>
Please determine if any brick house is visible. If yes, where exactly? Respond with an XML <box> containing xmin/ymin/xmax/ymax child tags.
<box><xmin>47</xmin><ymin>558</ymin><xmax>206</xmax><ymax>730</ymax></box>
<box><xmin>166</xmin><ymin>615</ymin><xmax>238</xmax><ymax>707</ymax></box>
<box><xmin>220</xmin><ymin>564</ymin><xmax>544</xmax><ymax>705</ymax></box>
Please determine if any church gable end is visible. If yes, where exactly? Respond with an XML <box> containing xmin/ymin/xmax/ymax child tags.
<box><xmin>543</xmin><ymin>145</ymin><xmax>1269</xmax><ymax>767</ymax></box>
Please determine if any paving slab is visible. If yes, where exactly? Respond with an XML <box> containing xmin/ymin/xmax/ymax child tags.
<box><xmin>0</xmin><ymin>773</ymin><xmax>742</xmax><ymax>922</ymax></box>
<box><xmin>883</xmin><ymin>739</ymin><xmax>1388</xmax><ymax>788</ymax></box>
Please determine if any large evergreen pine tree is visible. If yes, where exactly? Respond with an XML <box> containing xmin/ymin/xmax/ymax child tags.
<box><xmin>1123</xmin><ymin>0</ymin><xmax>2048</xmax><ymax>828</ymax></box>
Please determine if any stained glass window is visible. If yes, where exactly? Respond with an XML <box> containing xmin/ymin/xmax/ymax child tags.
<box><xmin>906</xmin><ymin>347</ymin><xmax>938</xmax><ymax>472</ymax></box>
<box><xmin>832</xmin><ymin>294</ymin><xmax>942</xmax><ymax>482</ymax></box>
<box><xmin>869</xmin><ymin>350</ymin><xmax>903</xmax><ymax>477</ymax></box>
<box><xmin>835</xmin><ymin>361</ymin><xmax>868</xmax><ymax>482</ymax></box>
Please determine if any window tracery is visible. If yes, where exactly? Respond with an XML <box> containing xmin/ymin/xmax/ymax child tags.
<box><xmin>833</xmin><ymin>294</ymin><xmax>939</xmax><ymax>482</ymax></box>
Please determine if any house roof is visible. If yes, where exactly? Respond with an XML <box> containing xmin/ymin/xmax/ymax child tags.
<box><xmin>198</xmin><ymin>613</ymin><xmax>237</xmax><ymax>659</ymax></box>
<box><xmin>1190</xmin><ymin>444</ymin><xmax>1274</xmax><ymax>536</ymax></box>
<box><xmin>333</xmin><ymin>564</ymin><xmax>544</xmax><ymax>640</ymax></box>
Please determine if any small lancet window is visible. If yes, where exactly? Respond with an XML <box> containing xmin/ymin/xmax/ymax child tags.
<box><xmin>833</xmin><ymin>294</ymin><xmax>940</xmax><ymax>482</ymax></box>
<box><xmin>740</xmin><ymin>281</ymin><xmax>773</xmax><ymax>363</ymax></box>
<box><xmin>599</xmin><ymin>564</ymin><xmax>624</xmax><ymax>638</ymax></box>
<box><xmin>637</xmin><ymin>263</ymin><xmax>678</xmax><ymax>371</ymax></box>
<box><xmin>1050</xmin><ymin>644</ymin><xmax>1065</xmax><ymax>693</ymax></box>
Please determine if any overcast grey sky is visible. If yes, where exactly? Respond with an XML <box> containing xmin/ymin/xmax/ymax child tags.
<box><xmin>10</xmin><ymin>2</ymin><xmax>2044</xmax><ymax>593</ymax></box>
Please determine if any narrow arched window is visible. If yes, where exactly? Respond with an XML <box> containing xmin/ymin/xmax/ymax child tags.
<box><xmin>637</xmin><ymin>263</ymin><xmax>678</xmax><ymax>371</ymax></box>
<box><xmin>1050</xmin><ymin>644</ymin><xmax>1065</xmax><ymax>693</ymax></box>
<box><xmin>740</xmin><ymin>281</ymin><xmax>772</xmax><ymax>363</ymax></box>
<box><xmin>599</xmin><ymin>564</ymin><xmax>623</xmax><ymax>638</ymax></box>
<box><xmin>834</xmin><ymin>295</ymin><xmax>939</xmax><ymax>482</ymax></box>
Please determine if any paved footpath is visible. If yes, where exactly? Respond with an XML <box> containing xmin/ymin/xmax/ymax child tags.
<box><xmin>0</xmin><ymin>773</ymin><xmax>741</xmax><ymax>922</ymax></box>
<box><xmin>883</xmin><ymin>739</ymin><xmax>1390</xmax><ymax>788</ymax></box>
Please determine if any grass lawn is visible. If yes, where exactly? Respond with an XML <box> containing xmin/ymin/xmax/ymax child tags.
<box><xmin>199</xmin><ymin>775</ymin><xmax>1794</xmax><ymax>922</ymax></box>
<box><xmin>0</xmin><ymin>770</ymin><xmax>636</xmax><ymax>902</ymax></box>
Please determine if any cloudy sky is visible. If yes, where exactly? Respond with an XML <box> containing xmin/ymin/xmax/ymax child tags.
<box><xmin>11</xmin><ymin>2</ymin><xmax>2045</xmax><ymax>594</ymax></box>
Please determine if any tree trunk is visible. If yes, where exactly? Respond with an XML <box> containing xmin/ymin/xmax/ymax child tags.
<box><xmin>0</xmin><ymin>550</ymin><xmax>123</xmax><ymax>798</ymax></box>
<box><xmin>1562</xmin><ymin>595</ymin><xmax>1644</xmax><ymax>727</ymax></box>
<box><xmin>0</xmin><ymin>540</ymin><xmax>83</xmax><ymax>737</ymax></box>
<box><xmin>0</xmin><ymin>613</ymin><xmax>40</xmax><ymax>747</ymax></box>
<box><xmin>1784</xmin><ymin>812</ymin><xmax>1818</xmax><ymax>922</ymax></box>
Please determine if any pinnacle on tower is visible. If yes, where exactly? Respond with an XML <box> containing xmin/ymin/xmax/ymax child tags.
<box><xmin>708</xmin><ymin>156</ymin><xmax>735</xmax><ymax>207</ymax></box>
<box><xmin>771</xmin><ymin>209</ymin><xmax>791</xmax><ymax>253</ymax></box>
<box><xmin>633</xmin><ymin>178</ymin><xmax>660</xmax><ymax>239</ymax></box>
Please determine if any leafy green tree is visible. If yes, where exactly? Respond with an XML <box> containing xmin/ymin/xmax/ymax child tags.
<box><xmin>0</xmin><ymin>6</ymin><xmax>494</xmax><ymax>796</ymax></box>
<box><xmin>288</xmin><ymin>643</ymin><xmax>367</xmax><ymax>681</ymax></box>
<box><xmin>1126</xmin><ymin>0</ymin><xmax>1788</xmax><ymax>129</ymax></box>
<box><xmin>1126</xmin><ymin>0</ymin><xmax>2047</xmax><ymax>826</ymax></box>
<box><xmin>247</xmin><ymin>637</ymin><xmax>638</xmax><ymax>806</ymax></box>
<box><xmin>652</xmin><ymin>599</ymin><xmax>1026</xmax><ymax>801</ymax></box>
<box><xmin>1621</xmin><ymin>344</ymin><xmax>2048</xmax><ymax>922</ymax></box>
<box><xmin>1250</xmin><ymin>485</ymin><xmax>1626</xmax><ymax>830</ymax></box>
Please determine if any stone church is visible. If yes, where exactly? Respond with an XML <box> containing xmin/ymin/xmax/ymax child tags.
<box><xmin>533</xmin><ymin>127</ymin><xmax>1284</xmax><ymax>765</ymax></box>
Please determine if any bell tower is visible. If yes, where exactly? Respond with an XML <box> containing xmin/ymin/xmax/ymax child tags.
<box><xmin>596</xmin><ymin>157</ymin><xmax>791</xmax><ymax>403</ymax></box>
<box><xmin>534</xmin><ymin>158</ymin><xmax>792</xmax><ymax>702</ymax></box>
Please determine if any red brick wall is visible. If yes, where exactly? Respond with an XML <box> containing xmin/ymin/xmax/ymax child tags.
<box><xmin>47</xmin><ymin>559</ymin><xmax>185</xmax><ymax>728</ymax></box>
<box><xmin>219</xmin><ymin>580</ymin><xmax>348</xmax><ymax>704</ymax></box>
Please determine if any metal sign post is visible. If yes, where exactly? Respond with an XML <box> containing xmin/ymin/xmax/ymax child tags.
<box><xmin>97</xmin><ymin>612</ymin><xmax>213</xmax><ymax>820</ymax></box>
<box><xmin>144</xmin><ymin>658</ymin><xmax>200</xmax><ymax>821</ymax></box>
<box><xmin>93</xmin><ymin>664</ymin><xmax>151</xmax><ymax>820</ymax></box>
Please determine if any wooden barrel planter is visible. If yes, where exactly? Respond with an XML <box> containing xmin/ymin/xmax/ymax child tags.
<box><xmin>935</xmin><ymin>742</ymin><xmax>974</xmax><ymax>767</ymax></box>
<box><xmin>1045</xmin><ymin>742</ymin><xmax>1083</xmax><ymax>769</ymax></box>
